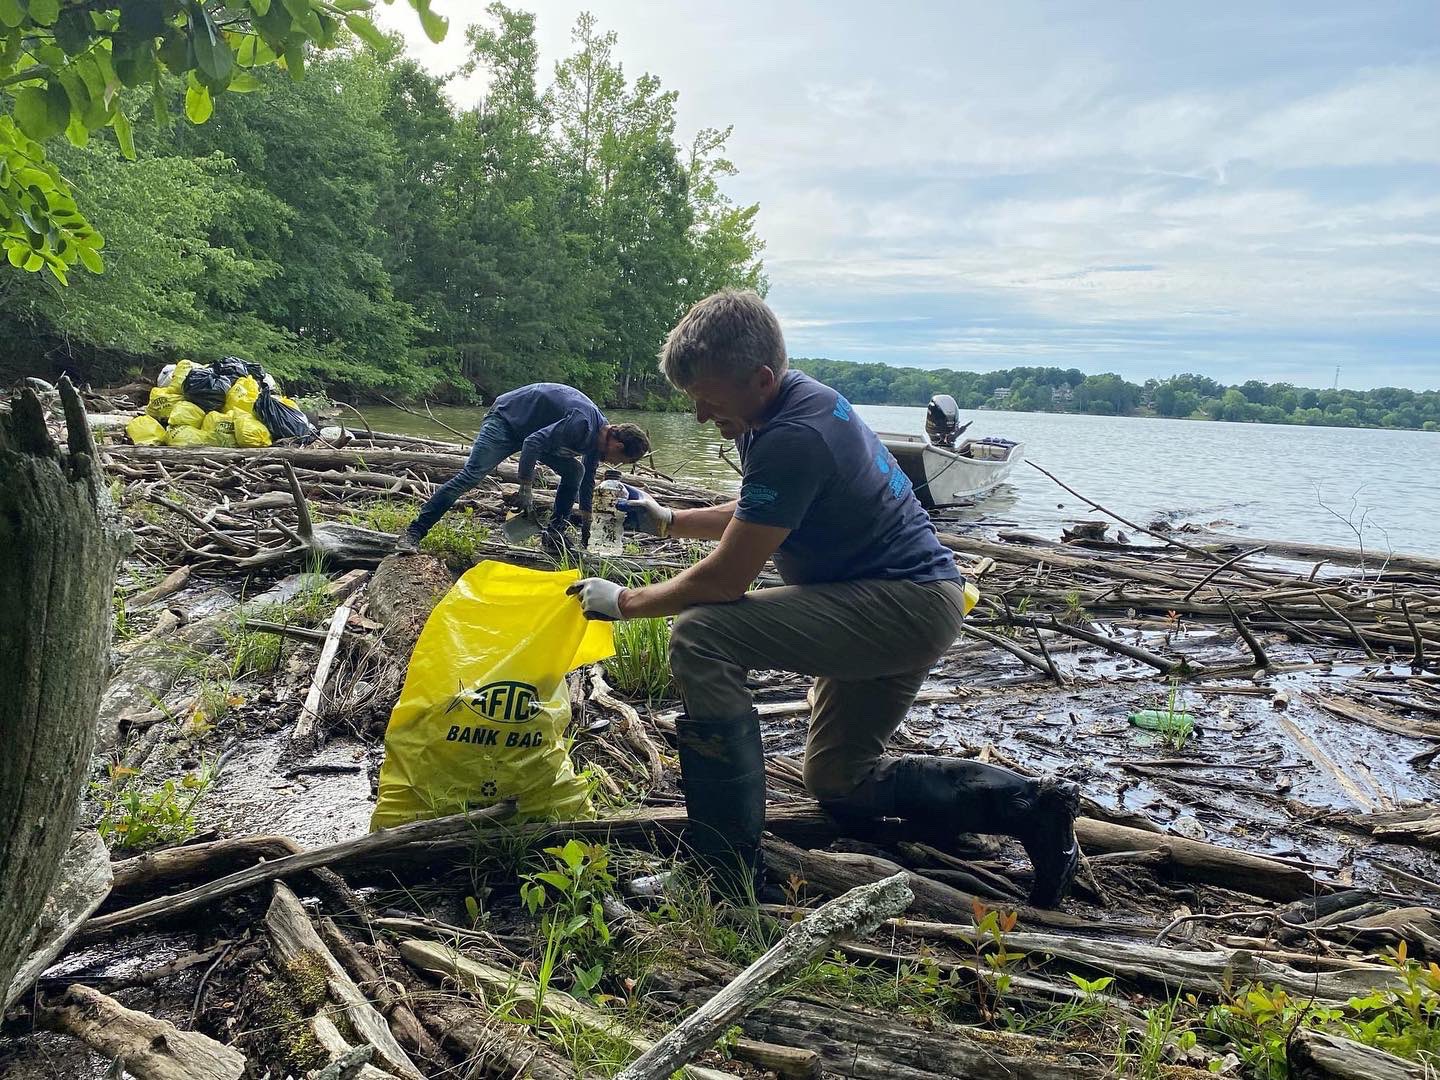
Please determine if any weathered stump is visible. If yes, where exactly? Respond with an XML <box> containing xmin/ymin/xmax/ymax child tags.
<box><xmin>0</xmin><ymin>381</ymin><xmax>127</xmax><ymax>995</ymax></box>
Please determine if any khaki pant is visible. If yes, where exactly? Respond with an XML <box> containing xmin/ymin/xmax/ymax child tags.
<box><xmin>668</xmin><ymin>577</ymin><xmax>968</xmax><ymax>810</ymax></box>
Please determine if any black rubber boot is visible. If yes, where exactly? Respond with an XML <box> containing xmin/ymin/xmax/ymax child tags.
<box><xmin>675</xmin><ymin>711</ymin><xmax>766</xmax><ymax>901</ymax></box>
<box><xmin>887</xmin><ymin>757</ymin><xmax>1080</xmax><ymax>908</ymax></box>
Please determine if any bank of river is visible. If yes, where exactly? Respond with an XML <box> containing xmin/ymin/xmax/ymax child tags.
<box><xmin>363</xmin><ymin>404</ymin><xmax>1440</xmax><ymax>558</ymax></box>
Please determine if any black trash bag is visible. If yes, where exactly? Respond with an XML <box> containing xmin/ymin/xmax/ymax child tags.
<box><xmin>213</xmin><ymin>355</ymin><xmax>250</xmax><ymax>382</ymax></box>
<box><xmin>254</xmin><ymin>386</ymin><xmax>315</xmax><ymax>441</ymax></box>
<box><xmin>182</xmin><ymin>367</ymin><xmax>232</xmax><ymax>413</ymax></box>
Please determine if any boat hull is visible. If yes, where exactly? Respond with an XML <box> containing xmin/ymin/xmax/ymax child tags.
<box><xmin>880</xmin><ymin>433</ymin><xmax>1025</xmax><ymax>509</ymax></box>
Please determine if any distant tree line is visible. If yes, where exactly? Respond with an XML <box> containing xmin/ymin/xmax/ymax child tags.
<box><xmin>0</xmin><ymin>5</ymin><xmax>764</xmax><ymax>407</ymax></box>
<box><xmin>792</xmin><ymin>360</ymin><xmax>1440</xmax><ymax>432</ymax></box>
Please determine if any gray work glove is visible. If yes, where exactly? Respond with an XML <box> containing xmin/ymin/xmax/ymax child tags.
<box><xmin>618</xmin><ymin>485</ymin><xmax>674</xmax><ymax>538</ymax></box>
<box><xmin>516</xmin><ymin>483</ymin><xmax>536</xmax><ymax>517</ymax></box>
<box><xmin>566</xmin><ymin>577</ymin><xmax>626</xmax><ymax>621</ymax></box>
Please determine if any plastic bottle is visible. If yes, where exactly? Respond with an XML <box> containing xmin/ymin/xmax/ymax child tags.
<box><xmin>588</xmin><ymin>470</ymin><xmax>628</xmax><ymax>556</ymax></box>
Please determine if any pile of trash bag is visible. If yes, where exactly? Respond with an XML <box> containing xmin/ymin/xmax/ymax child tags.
<box><xmin>128</xmin><ymin>356</ymin><xmax>316</xmax><ymax>448</ymax></box>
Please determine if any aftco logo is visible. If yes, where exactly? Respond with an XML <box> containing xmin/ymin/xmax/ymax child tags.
<box><xmin>463</xmin><ymin>680</ymin><xmax>541</xmax><ymax>723</ymax></box>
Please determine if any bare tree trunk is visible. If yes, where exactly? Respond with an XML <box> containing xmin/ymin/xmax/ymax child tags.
<box><xmin>0</xmin><ymin>382</ymin><xmax>127</xmax><ymax>994</ymax></box>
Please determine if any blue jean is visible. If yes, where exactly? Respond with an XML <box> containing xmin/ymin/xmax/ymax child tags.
<box><xmin>410</xmin><ymin>413</ymin><xmax>519</xmax><ymax>536</ymax></box>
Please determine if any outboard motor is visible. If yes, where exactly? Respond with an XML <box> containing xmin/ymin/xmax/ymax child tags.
<box><xmin>925</xmin><ymin>394</ymin><xmax>966</xmax><ymax>448</ymax></box>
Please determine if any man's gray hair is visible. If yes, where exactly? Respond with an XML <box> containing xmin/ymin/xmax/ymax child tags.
<box><xmin>658</xmin><ymin>290</ymin><xmax>788</xmax><ymax>389</ymax></box>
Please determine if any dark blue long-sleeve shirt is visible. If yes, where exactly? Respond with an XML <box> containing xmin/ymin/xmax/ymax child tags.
<box><xmin>492</xmin><ymin>383</ymin><xmax>606</xmax><ymax>518</ymax></box>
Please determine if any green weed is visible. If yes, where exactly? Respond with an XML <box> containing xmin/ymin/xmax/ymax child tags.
<box><xmin>1204</xmin><ymin>945</ymin><xmax>1440</xmax><ymax>1077</ymax></box>
<box><xmin>93</xmin><ymin>759</ymin><xmax>216</xmax><ymax>850</ymax></box>
<box><xmin>519</xmin><ymin>840</ymin><xmax>616</xmax><ymax>1006</ymax></box>
<box><xmin>604</xmin><ymin>617</ymin><xmax>672</xmax><ymax>701</ymax></box>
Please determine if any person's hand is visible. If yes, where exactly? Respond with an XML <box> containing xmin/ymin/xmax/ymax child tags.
<box><xmin>566</xmin><ymin>577</ymin><xmax>626</xmax><ymax>620</ymax></box>
<box><xmin>618</xmin><ymin>485</ymin><xmax>674</xmax><ymax>537</ymax></box>
<box><xmin>516</xmin><ymin>483</ymin><xmax>536</xmax><ymax>517</ymax></box>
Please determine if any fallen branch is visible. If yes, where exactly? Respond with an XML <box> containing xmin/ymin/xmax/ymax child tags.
<box><xmin>83</xmin><ymin>799</ymin><xmax>515</xmax><ymax>937</ymax></box>
<box><xmin>37</xmin><ymin>984</ymin><xmax>247</xmax><ymax>1080</ymax></box>
<box><xmin>266</xmin><ymin>882</ymin><xmax>424</xmax><ymax>1080</ymax></box>
<box><xmin>289</xmin><ymin>603</ymin><xmax>352</xmax><ymax>754</ymax></box>
<box><xmin>615</xmin><ymin>873</ymin><xmax>914</xmax><ymax>1080</ymax></box>
<box><xmin>589</xmin><ymin>664</ymin><xmax>665</xmax><ymax>785</ymax></box>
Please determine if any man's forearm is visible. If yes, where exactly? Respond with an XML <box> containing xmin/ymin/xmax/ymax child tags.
<box><xmin>619</xmin><ymin>560</ymin><xmax>743</xmax><ymax>618</ymax></box>
<box><xmin>668</xmin><ymin>500</ymin><xmax>737</xmax><ymax>541</ymax></box>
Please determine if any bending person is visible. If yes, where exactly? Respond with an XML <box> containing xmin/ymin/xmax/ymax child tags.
<box><xmin>569</xmin><ymin>292</ymin><xmax>1079</xmax><ymax>907</ymax></box>
<box><xmin>397</xmin><ymin>382</ymin><xmax>649</xmax><ymax>553</ymax></box>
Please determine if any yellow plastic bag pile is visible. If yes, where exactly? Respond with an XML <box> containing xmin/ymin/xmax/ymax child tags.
<box><xmin>371</xmin><ymin>563</ymin><xmax>614</xmax><ymax>830</ymax></box>
<box><xmin>126</xmin><ymin>361</ymin><xmax>288</xmax><ymax>448</ymax></box>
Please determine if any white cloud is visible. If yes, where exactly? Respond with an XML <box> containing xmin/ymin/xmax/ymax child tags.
<box><xmin>372</xmin><ymin>1</ymin><xmax>1440</xmax><ymax>387</ymax></box>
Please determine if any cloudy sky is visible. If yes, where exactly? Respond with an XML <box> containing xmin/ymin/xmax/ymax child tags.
<box><xmin>374</xmin><ymin>1</ymin><xmax>1439</xmax><ymax>390</ymax></box>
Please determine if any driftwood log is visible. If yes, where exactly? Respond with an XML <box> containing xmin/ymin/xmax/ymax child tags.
<box><xmin>265</xmin><ymin>882</ymin><xmax>424</xmax><ymax>1080</ymax></box>
<box><xmin>616</xmin><ymin>873</ymin><xmax>914</xmax><ymax>1080</ymax></box>
<box><xmin>37</xmin><ymin>983</ymin><xmax>247</xmax><ymax>1079</ymax></box>
<box><xmin>1287</xmin><ymin>1029</ymin><xmax>1427</xmax><ymax>1080</ymax></box>
<box><xmin>0</xmin><ymin>381</ymin><xmax>128</xmax><ymax>997</ymax></box>
<box><xmin>84</xmin><ymin>799</ymin><xmax>515</xmax><ymax>937</ymax></box>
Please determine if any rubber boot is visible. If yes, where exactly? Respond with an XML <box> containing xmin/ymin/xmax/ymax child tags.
<box><xmin>675</xmin><ymin>711</ymin><xmax>766</xmax><ymax>901</ymax></box>
<box><xmin>394</xmin><ymin>524</ymin><xmax>423</xmax><ymax>554</ymax></box>
<box><xmin>887</xmin><ymin>757</ymin><xmax>1080</xmax><ymax>908</ymax></box>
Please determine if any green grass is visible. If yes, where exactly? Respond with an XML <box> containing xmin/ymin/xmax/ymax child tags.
<box><xmin>604</xmin><ymin>617</ymin><xmax>672</xmax><ymax>701</ymax></box>
<box><xmin>345</xmin><ymin>500</ymin><xmax>490</xmax><ymax>562</ymax></box>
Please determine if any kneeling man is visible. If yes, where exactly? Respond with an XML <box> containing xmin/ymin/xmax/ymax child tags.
<box><xmin>569</xmin><ymin>292</ymin><xmax>1079</xmax><ymax>907</ymax></box>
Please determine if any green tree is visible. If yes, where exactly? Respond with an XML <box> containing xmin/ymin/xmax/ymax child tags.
<box><xmin>0</xmin><ymin>0</ymin><xmax>447</xmax><ymax>285</ymax></box>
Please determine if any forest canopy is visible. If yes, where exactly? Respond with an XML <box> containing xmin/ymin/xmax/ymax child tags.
<box><xmin>0</xmin><ymin>3</ymin><xmax>765</xmax><ymax>407</ymax></box>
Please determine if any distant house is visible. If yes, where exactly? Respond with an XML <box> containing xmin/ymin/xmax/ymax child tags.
<box><xmin>992</xmin><ymin>386</ymin><xmax>1011</xmax><ymax>402</ymax></box>
<box><xmin>1051</xmin><ymin>386</ymin><xmax>1073</xmax><ymax>408</ymax></box>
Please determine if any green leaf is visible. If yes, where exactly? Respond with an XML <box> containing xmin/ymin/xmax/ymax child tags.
<box><xmin>333</xmin><ymin>0</ymin><xmax>371</xmax><ymax>10</ymax></box>
<box><xmin>158</xmin><ymin>29</ymin><xmax>193</xmax><ymax>75</ymax></box>
<box><xmin>227</xmin><ymin>70</ymin><xmax>260</xmax><ymax>92</ymax></box>
<box><xmin>23</xmin><ymin>251</ymin><xmax>44</xmax><ymax>272</ymax></box>
<box><xmin>152</xmin><ymin>71</ymin><xmax>171</xmax><ymax>126</ymax></box>
<box><xmin>344</xmin><ymin>13</ymin><xmax>387</xmax><ymax>49</ymax></box>
<box><xmin>13</xmin><ymin>83</ymin><xmax>70</xmax><ymax>141</ymax></box>
<box><xmin>111</xmin><ymin>108</ymin><xmax>135</xmax><ymax>159</ymax></box>
<box><xmin>119</xmin><ymin>0</ymin><xmax>168</xmax><ymax>39</ymax></box>
<box><xmin>6</xmin><ymin>243</ymin><xmax>25</xmax><ymax>269</ymax></box>
<box><xmin>77</xmin><ymin>244</ymin><xmax>103</xmax><ymax>273</ymax></box>
<box><xmin>113</xmin><ymin>36</ymin><xmax>159</xmax><ymax>87</ymax></box>
<box><xmin>282</xmin><ymin>0</ymin><xmax>322</xmax><ymax>37</ymax></box>
<box><xmin>250</xmin><ymin>0</ymin><xmax>270</xmax><ymax>14</ymax></box>
<box><xmin>281</xmin><ymin>38</ymin><xmax>304</xmax><ymax>80</ymax></box>
<box><xmin>0</xmin><ymin>0</ymin><xmax>25</xmax><ymax>31</ymax></box>
<box><xmin>27</xmin><ymin>0</ymin><xmax>58</xmax><ymax>27</ymax></box>
<box><xmin>416</xmin><ymin>2</ymin><xmax>446</xmax><ymax>44</ymax></box>
<box><xmin>190</xmin><ymin>2</ymin><xmax>234</xmax><ymax>88</ymax></box>
<box><xmin>184</xmin><ymin>81</ymin><xmax>212</xmax><ymax>123</ymax></box>
<box><xmin>64</xmin><ymin>111</ymin><xmax>89</xmax><ymax>147</ymax></box>
<box><xmin>54</xmin><ymin>8</ymin><xmax>94</xmax><ymax>53</ymax></box>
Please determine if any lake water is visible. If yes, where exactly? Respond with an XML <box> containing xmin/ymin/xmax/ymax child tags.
<box><xmin>364</xmin><ymin>404</ymin><xmax>1440</xmax><ymax>557</ymax></box>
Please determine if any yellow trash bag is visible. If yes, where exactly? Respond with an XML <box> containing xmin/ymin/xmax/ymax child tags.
<box><xmin>166</xmin><ymin>424</ymin><xmax>212</xmax><ymax>447</ymax></box>
<box><xmin>232</xmin><ymin>409</ymin><xmax>272</xmax><ymax>448</ymax></box>
<box><xmin>126</xmin><ymin>415</ymin><xmax>167</xmax><ymax>445</ymax></box>
<box><xmin>168</xmin><ymin>400</ymin><xmax>205</xmax><ymax>429</ymax></box>
<box><xmin>224</xmin><ymin>375</ymin><xmax>259</xmax><ymax>415</ymax></box>
<box><xmin>371</xmin><ymin>563</ymin><xmax>615</xmax><ymax>830</ymax></box>
<box><xmin>146</xmin><ymin>385</ymin><xmax>182</xmax><ymax>422</ymax></box>
<box><xmin>201</xmin><ymin>410</ymin><xmax>238</xmax><ymax>447</ymax></box>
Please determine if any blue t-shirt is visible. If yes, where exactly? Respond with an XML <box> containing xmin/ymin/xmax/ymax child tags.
<box><xmin>735</xmin><ymin>371</ymin><xmax>960</xmax><ymax>586</ymax></box>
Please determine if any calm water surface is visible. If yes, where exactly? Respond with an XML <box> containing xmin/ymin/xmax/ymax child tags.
<box><xmin>364</xmin><ymin>404</ymin><xmax>1440</xmax><ymax>557</ymax></box>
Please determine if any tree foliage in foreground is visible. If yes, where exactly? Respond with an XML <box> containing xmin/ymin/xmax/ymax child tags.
<box><xmin>0</xmin><ymin>4</ymin><xmax>765</xmax><ymax>406</ymax></box>
<box><xmin>0</xmin><ymin>0</ymin><xmax>446</xmax><ymax>284</ymax></box>
<box><xmin>794</xmin><ymin>359</ymin><xmax>1440</xmax><ymax>433</ymax></box>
